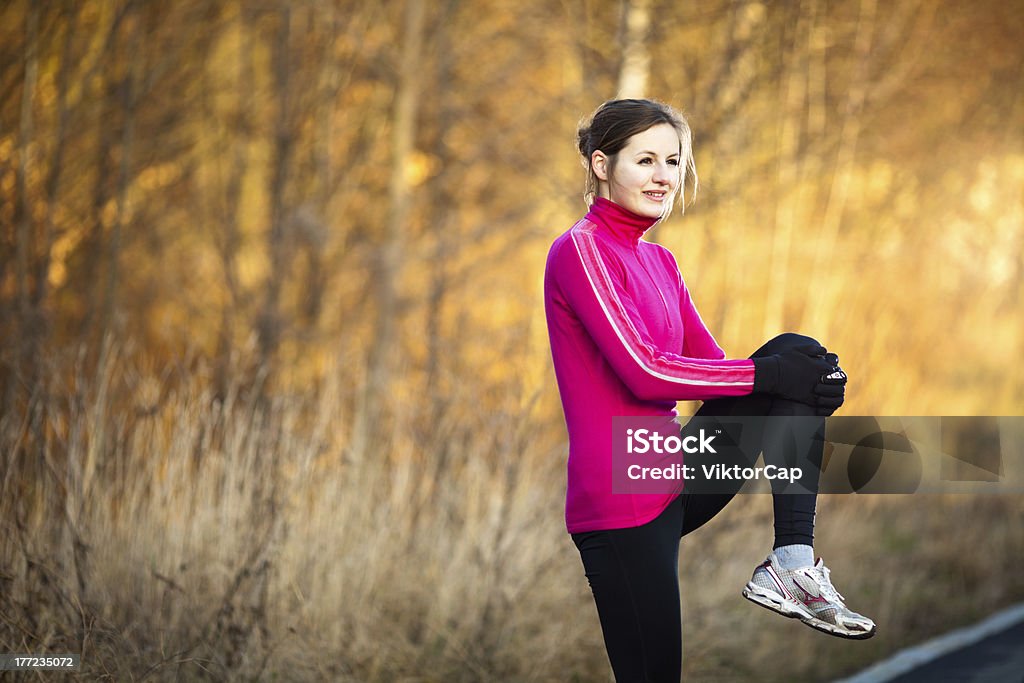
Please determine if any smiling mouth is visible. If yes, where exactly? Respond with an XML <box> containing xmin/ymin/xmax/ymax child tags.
<box><xmin>643</xmin><ymin>191</ymin><xmax>667</xmax><ymax>201</ymax></box>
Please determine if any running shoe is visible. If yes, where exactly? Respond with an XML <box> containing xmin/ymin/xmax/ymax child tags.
<box><xmin>742</xmin><ymin>552</ymin><xmax>876</xmax><ymax>639</ymax></box>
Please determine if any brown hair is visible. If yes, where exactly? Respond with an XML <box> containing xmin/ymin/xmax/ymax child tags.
<box><xmin>576</xmin><ymin>98</ymin><xmax>698</xmax><ymax>215</ymax></box>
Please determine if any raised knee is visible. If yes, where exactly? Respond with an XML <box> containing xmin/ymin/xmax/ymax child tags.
<box><xmin>771</xmin><ymin>332</ymin><xmax>820</xmax><ymax>348</ymax></box>
<box><xmin>751</xmin><ymin>332</ymin><xmax>822</xmax><ymax>358</ymax></box>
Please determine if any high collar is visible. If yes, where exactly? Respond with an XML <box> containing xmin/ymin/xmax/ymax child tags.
<box><xmin>585</xmin><ymin>196</ymin><xmax>659</xmax><ymax>245</ymax></box>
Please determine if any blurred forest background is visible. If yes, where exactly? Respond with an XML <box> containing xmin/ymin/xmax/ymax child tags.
<box><xmin>1</xmin><ymin>0</ymin><xmax>1022</xmax><ymax>681</ymax></box>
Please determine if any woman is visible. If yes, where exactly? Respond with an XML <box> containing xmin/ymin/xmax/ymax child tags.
<box><xmin>543</xmin><ymin>99</ymin><xmax>874</xmax><ymax>682</ymax></box>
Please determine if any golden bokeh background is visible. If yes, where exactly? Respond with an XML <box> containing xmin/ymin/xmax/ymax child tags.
<box><xmin>1</xmin><ymin>1</ymin><xmax>1022</xmax><ymax>680</ymax></box>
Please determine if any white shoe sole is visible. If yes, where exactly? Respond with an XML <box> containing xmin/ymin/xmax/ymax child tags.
<box><xmin>743</xmin><ymin>581</ymin><xmax>876</xmax><ymax>640</ymax></box>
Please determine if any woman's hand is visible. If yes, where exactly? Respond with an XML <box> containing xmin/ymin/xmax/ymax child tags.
<box><xmin>753</xmin><ymin>344</ymin><xmax>847</xmax><ymax>414</ymax></box>
<box><xmin>814</xmin><ymin>357</ymin><xmax>847</xmax><ymax>416</ymax></box>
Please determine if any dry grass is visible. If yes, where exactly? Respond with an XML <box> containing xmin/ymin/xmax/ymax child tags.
<box><xmin>2</xmin><ymin>344</ymin><xmax>1023</xmax><ymax>682</ymax></box>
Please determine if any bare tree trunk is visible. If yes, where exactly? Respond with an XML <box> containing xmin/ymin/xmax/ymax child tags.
<box><xmin>800</xmin><ymin>0</ymin><xmax>876</xmax><ymax>337</ymax></box>
<box><xmin>713</xmin><ymin>2</ymin><xmax>765</xmax><ymax>345</ymax></box>
<box><xmin>803</xmin><ymin>0</ymin><xmax>826</xmax><ymax>181</ymax></box>
<box><xmin>762</xmin><ymin>1</ymin><xmax>809</xmax><ymax>338</ymax></box>
<box><xmin>23</xmin><ymin>2</ymin><xmax>79</xmax><ymax>531</ymax></box>
<box><xmin>10</xmin><ymin>0</ymin><xmax>39</xmax><ymax>412</ymax></box>
<box><xmin>78</xmin><ymin>2</ymin><xmax>123</xmax><ymax>350</ymax></box>
<box><xmin>214</xmin><ymin>2</ymin><xmax>255</xmax><ymax>395</ymax></box>
<box><xmin>298</xmin><ymin>2</ymin><xmax>349</xmax><ymax>329</ymax></box>
<box><xmin>35</xmin><ymin>2</ymin><xmax>77</xmax><ymax>334</ymax></box>
<box><xmin>352</xmin><ymin>0</ymin><xmax>426</xmax><ymax>461</ymax></box>
<box><xmin>258</xmin><ymin>4</ymin><xmax>295</xmax><ymax>372</ymax></box>
<box><xmin>694</xmin><ymin>2</ymin><xmax>764</xmax><ymax>151</ymax></box>
<box><xmin>101</xmin><ymin>8</ymin><xmax>141</xmax><ymax>342</ymax></box>
<box><xmin>3</xmin><ymin>0</ymin><xmax>40</xmax><ymax>499</ymax></box>
<box><xmin>15</xmin><ymin>1</ymin><xmax>38</xmax><ymax>324</ymax></box>
<box><xmin>425</xmin><ymin>2</ymin><xmax>456</xmax><ymax>399</ymax></box>
<box><xmin>1011</xmin><ymin>66</ymin><xmax>1024</xmax><ymax>305</ymax></box>
<box><xmin>617</xmin><ymin>0</ymin><xmax>650</xmax><ymax>98</ymax></box>
<box><xmin>566</xmin><ymin>0</ymin><xmax>593</xmax><ymax>107</ymax></box>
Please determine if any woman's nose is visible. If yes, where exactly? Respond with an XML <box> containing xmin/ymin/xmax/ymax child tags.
<box><xmin>653</xmin><ymin>163</ymin><xmax>673</xmax><ymax>185</ymax></box>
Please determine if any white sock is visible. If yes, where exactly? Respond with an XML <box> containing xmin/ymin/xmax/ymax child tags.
<box><xmin>773</xmin><ymin>544</ymin><xmax>814</xmax><ymax>569</ymax></box>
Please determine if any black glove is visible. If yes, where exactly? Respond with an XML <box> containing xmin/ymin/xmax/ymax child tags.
<box><xmin>813</xmin><ymin>361</ymin><xmax>847</xmax><ymax>416</ymax></box>
<box><xmin>752</xmin><ymin>344</ymin><xmax>834</xmax><ymax>407</ymax></box>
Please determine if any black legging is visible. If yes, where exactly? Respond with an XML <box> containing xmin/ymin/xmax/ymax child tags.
<box><xmin>571</xmin><ymin>333</ymin><xmax>827</xmax><ymax>683</ymax></box>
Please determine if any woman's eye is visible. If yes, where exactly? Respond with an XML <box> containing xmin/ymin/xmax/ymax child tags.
<box><xmin>639</xmin><ymin>158</ymin><xmax>652</xmax><ymax>165</ymax></box>
<box><xmin>668</xmin><ymin>159</ymin><xmax>680</xmax><ymax>166</ymax></box>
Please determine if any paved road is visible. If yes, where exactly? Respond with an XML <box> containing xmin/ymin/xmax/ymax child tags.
<box><xmin>835</xmin><ymin>604</ymin><xmax>1024</xmax><ymax>683</ymax></box>
<box><xmin>886</xmin><ymin>618</ymin><xmax>1024</xmax><ymax>683</ymax></box>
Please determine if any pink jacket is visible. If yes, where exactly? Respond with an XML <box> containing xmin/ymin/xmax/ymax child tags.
<box><xmin>544</xmin><ymin>197</ymin><xmax>756</xmax><ymax>532</ymax></box>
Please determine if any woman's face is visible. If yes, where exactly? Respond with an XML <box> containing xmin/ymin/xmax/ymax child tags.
<box><xmin>593</xmin><ymin>123</ymin><xmax>682</xmax><ymax>219</ymax></box>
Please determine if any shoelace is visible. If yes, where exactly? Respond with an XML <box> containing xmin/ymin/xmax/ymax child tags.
<box><xmin>805</xmin><ymin>565</ymin><xmax>846</xmax><ymax>604</ymax></box>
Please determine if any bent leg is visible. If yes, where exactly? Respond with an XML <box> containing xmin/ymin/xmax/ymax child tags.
<box><xmin>679</xmin><ymin>333</ymin><xmax>825</xmax><ymax>542</ymax></box>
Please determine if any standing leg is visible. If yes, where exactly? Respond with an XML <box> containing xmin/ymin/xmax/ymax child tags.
<box><xmin>572</xmin><ymin>496</ymin><xmax>685</xmax><ymax>682</ymax></box>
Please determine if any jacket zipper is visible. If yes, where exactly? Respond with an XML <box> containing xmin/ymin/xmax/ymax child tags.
<box><xmin>634</xmin><ymin>245</ymin><xmax>672</xmax><ymax>328</ymax></box>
